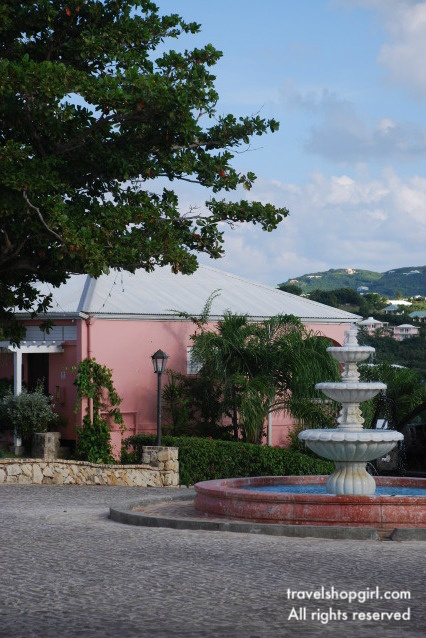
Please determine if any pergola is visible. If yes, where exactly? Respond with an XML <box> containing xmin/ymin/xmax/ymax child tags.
<box><xmin>0</xmin><ymin>340</ymin><xmax>64</xmax><ymax>451</ymax></box>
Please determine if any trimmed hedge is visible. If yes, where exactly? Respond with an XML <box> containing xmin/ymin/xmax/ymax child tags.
<box><xmin>122</xmin><ymin>435</ymin><xmax>333</xmax><ymax>486</ymax></box>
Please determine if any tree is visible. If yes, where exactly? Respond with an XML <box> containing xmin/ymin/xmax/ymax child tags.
<box><xmin>308</xmin><ymin>289</ymin><xmax>339</xmax><ymax>308</ymax></box>
<box><xmin>189</xmin><ymin>312</ymin><xmax>339</xmax><ymax>444</ymax></box>
<box><xmin>277</xmin><ymin>283</ymin><xmax>302</xmax><ymax>296</ymax></box>
<box><xmin>309</xmin><ymin>287</ymin><xmax>363</xmax><ymax>308</ymax></box>
<box><xmin>0</xmin><ymin>0</ymin><xmax>288</xmax><ymax>343</ymax></box>
<box><xmin>359</xmin><ymin>363</ymin><xmax>426</xmax><ymax>429</ymax></box>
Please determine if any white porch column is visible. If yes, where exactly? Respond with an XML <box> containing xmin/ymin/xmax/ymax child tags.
<box><xmin>13</xmin><ymin>349</ymin><xmax>23</xmax><ymax>449</ymax></box>
<box><xmin>267</xmin><ymin>410</ymin><xmax>272</xmax><ymax>446</ymax></box>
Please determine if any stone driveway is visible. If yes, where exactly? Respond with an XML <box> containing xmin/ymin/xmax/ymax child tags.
<box><xmin>1</xmin><ymin>484</ymin><xmax>425</xmax><ymax>638</ymax></box>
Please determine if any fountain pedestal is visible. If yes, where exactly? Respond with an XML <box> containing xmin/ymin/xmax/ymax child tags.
<box><xmin>298</xmin><ymin>325</ymin><xmax>403</xmax><ymax>496</ymax></box>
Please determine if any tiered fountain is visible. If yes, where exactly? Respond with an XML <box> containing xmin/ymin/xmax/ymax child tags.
<box><xmin>298</xmin><ymin>324</ymin><xmax>402</xmax><ymax>496</ymax></box>
<box><xmin>194</xmin><ymin>325</ymin><xmax>426</xmax><ymax>530</ymax></box>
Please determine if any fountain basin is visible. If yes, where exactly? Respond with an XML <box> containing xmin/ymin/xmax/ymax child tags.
<box><xmin>315</xmin><ymin>382</ymin><xmax>386</xmax><ymax>403</ymax></box>
<box><xmin>194</xmin><ymin>475</ymin><xmax>426</xmax><ymax>529</ymax></box>
<box><xmin>299</xmin><ymin>429</ymin><xmax>403</xmax><ymax>462</ymax></box>
<box><xmin>327</xmin><ymin>346</ymin><xmax>375</xmax><ymax>363</ymax></box>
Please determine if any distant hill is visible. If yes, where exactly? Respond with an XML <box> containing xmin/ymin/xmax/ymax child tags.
<box><xmin>279</xmin><ymin>266</ymin><xmax>426</xmax><ymax>297</ymax></box>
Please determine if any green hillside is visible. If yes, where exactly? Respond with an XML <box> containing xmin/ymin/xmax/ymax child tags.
<box><xmin>279</xmin><ymin>266</ymin><xmax>426</xmax><ymax>297</ymax></box>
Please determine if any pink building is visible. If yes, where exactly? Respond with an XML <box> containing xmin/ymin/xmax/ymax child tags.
<box><xmin>393</xmin><ymin>324</ymin><xmax>420</xmax><ymax>341</ymax></box>
<box><xmin>357</xmin><ymin>316</ymin><xmax>389</xmax><ymax>335</ymax></box>
<box><xmin>0</xmin><ymin>266</ymin><xmax>359</xmax><ymax>452</ymax></box>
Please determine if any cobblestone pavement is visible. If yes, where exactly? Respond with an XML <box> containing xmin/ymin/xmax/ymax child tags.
<box><xmin>1</xmin><ymin>485</ymin><xmax>426</xmax><ymax>638</ymax></box>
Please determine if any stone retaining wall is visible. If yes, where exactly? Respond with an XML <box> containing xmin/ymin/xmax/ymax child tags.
<box><xmin>0</xmin><ymin>447</ymin><xmax>179</xmax><ymax>487</ymax></box>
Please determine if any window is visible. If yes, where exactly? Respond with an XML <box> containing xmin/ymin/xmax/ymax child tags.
<box><xmin>187</xmin><ymin>347</ymin><xmax>202</xmax><ymax>375</ymax></box>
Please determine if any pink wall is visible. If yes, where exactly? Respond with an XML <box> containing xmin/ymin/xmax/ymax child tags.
<box><xmin>87</xmin><ymin>319</ymin><xmax>349</xmax><ymax>451</ymax></box>
<box><xmin>2</xmin><ymin>318</ymin><xmax>349</xmax><ymax>452</ymax></box>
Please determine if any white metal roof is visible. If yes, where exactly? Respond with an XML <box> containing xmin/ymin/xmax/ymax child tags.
<box><xmin>20</xmin><ymin>266</ymin><xmax>360</xmax><ymax>324</ymax></box>
<box><xmin>358</xmin><ymin>317</ymin><xmax>382</xmax><ymax>325</ymax></box>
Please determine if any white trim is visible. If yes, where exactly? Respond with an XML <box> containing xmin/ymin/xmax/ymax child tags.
<box><xmin>0</xmin><ymin>341</ymin><xmax>64</xmax><ymax>354</ymax></box>
<box><xmin>64</xmin><ymin>314</ymin><xmax>359</xmax><ymax>324</ymax></box>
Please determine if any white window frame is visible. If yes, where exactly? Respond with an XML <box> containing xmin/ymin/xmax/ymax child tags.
<box><xmin>187</xmin><ymin>346</ymin><xmax>202</xmax><ymax>375</ymax></box>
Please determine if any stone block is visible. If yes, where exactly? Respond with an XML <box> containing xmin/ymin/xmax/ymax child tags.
<box><xmin>53</xmin><ymin>471</ymin><xmax>65</xmax><ymax>485</ymax></box>
<box><xmin>0</xmin><ymin>469</ymin><xmax>6</xmax><ymax>483</ymax></box>
<box><xmin>32</xmin><ymin>432</ymin><xmax>61</xmax><ymax>460</ymax></box>
<box><xmin>17</xmin><ymin>474</ymin><xmax>32</xmax><ymax>484</ymax></box>
<box><xmin>43</xmin><ymin>466</ymin><xmax>54</xmax><ymax>478</ymax></box>
<box><xmin>21</xmin><ymin>464</ymin><xmax>33</xmax><ymax>477</ymax></box>
<box><xmin>6</xmin><ymin>464</ymin><xmax>20</xmax><ymax>476</ymax></box>
<box><xmin>33</xmin><ymin>465</ymin><xmax>43</xmax><ymax>483</ymax></box>
<box><xmin>157</xmin><ymin>450</ymin><xmax>171</xmax><ymax>462</ymax></box>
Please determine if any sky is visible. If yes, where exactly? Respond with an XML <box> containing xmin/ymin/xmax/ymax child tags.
<box><xmin>152</xmin><ymin>0</ymin><xmax>426</xmax><ymax>286</ymax></box>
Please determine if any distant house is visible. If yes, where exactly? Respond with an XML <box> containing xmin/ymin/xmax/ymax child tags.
<box><xmin>357</xmin><ymin>286</ymin><xmax>369</xmax><ymax>293</ymax></box>
<box><xmin>0</xmin><ymin>266</ymin><xmax>360</xmax><ymax>452</ymax></box>
<box><xmin>383</xmin><ymin>302</ymin><xmax>414</xmax><ymax>314</ymax></box>
<box><xmin>387</xmin><ymin>300</ymin><xmax>412</xmax><ymax>307</ymax></box>
<box><xmin>383</xmin><ymin>304</ymin><xmax>401</xmax><ymax>314</ymax></box>
<box><xmin>393</xmin><ymin>324</ymin><xmax>420</xmax><ymax>341</ymax></box>
<box><xmin>357</xmin><ymin>316</ymin><xmax>389</xmax><ymax>335</ymax></box>
<box><xmin>409</xmin><ymin>311</ymin><xmax>426</xmax><ymax>323</ymax></box>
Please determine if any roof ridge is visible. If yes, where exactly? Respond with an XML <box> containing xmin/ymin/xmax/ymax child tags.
<box><xmin>77</xmin><ymin>276</ymin><xmax>97</xmax><ymax>313</ymax></box>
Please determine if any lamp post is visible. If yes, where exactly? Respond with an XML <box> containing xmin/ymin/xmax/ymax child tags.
<box><xmin>151</xmin><ymin>349</ymin><xmax>169</xmax><ymax>446</ymax></box>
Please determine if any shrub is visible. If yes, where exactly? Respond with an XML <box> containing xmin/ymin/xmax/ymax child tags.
<box><xmin>74</xmin><ymin>358</ymin><xmax>123</xmax><ymax>464</ymax></box>
<box><xmin>1</xmin><ymin>385</ymin><xmax>58</xmax><ymax>442</ymax></box>
<box><xmin>162</xmin><ymin>371</ymin><xmax>233</xmax><ymax>439</ymax></box>
<box><xmin>122</xmin><ymin>434</ymin><xmax>333</xmax><ymax>485</ymax></box>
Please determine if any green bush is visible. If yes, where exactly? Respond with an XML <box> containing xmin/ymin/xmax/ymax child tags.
<box><xmin>122</xmin><ymin>434</ymin><xmax>333</xmax><ymax>486</ymax></box>
<box><xmin>1</xmin><ymin>385</ymin><xmax>58</xmax><ymax>442</ymax></box>
<box><xmin>74</xmin><ymin>358</ymin><xmax>123</xmax><ymax>464</ymax></box>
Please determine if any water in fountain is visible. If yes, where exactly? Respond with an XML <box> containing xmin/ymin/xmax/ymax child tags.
<box><xmin>298</xmin><ymin>324</ymin><xmax>404</xmax><ymax>496</ymax></box>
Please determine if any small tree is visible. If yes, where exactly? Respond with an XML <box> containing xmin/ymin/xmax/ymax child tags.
<box><xmin>189</xmin><ymin>311</ymin><xmax>339</xmax><ymax>444</ymax></box>
<box><xmin>1</xmin><ymin>384</ymin><xmax>58</xmax><ymax>445</ymax></box>
<box><xmin>74</xmin><ymin>358</ymin><xmax>123</xmax><ymax>463</ymax></box>
<box><xmin>162</xmin><ymin>370</ymin><xmax>230</xmax><ymax>439</ymax></box>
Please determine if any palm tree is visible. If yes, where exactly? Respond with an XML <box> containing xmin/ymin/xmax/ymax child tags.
<box><xmin>190</xmin><ymin>311</ymin><xmax>339</xmax><ymax>443</ymax></box>
<box><xmin>359</xmin><ymin>362</ymin><xmax>426</xmax><ymax>428</ymax></box>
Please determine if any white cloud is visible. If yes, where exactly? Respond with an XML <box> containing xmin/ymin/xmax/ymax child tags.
<box><xmin>201</xmin><ymin>169</ymin><xmax>426</xmax><ymax>284</ymax></box>
<box><xmin>281</xmin><ymin>84</ymin><xmax>426</xmax><ymax>162</ymax></box>
<box><xmin>346</xmin><ymin>0</ymin><xmax>426</xmax><ymax>99</ymax></box>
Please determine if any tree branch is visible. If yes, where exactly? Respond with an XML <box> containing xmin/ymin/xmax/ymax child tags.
<box><xmin>0</xmin><ymin>258</ymin><xmax>39</xmax><ymax>274</ymax></box>
<box><xmin>0</xmin><ymin>230</ymin><xmax>32</xmax><ymax>266</ymax></box>
<box><xmin>155</xmin><ymin>174</ymin><xmax>203</xmax><ymax>185</ymax></box>
<box><xmin>23</xmin><ymin>190</ymin><xmax>64</xmax><ymax>244</ymax></box>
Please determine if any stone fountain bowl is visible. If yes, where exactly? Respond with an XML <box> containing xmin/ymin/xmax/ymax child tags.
<box><xmin>298</xmin><ymin>428</ymin><xmax>403</xmax><ymax>462</ymax></box>
<box><xmin>194</xmin><ymin>475</ymin><xmax>426</xmax><ymax>529</ymax></box>
<box><xmin>315</xmin><ymin>381</ymin><xmax>386</xmax><ymax>403</ymax></box>
<box><xmin>326</xmin><ymin>346</ymin><xmax>375</xmax><ymax>363</ymax></box>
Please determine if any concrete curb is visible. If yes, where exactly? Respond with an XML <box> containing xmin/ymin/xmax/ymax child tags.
<box><xmin>390</xmin><ymin>527</ymin><xmax>426</xmax><ymax>541</ymax></box>
<box><xmin>110</xmin><ymin>495</ymin><xmax>383</xmax><ymax>540</ymax></box>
